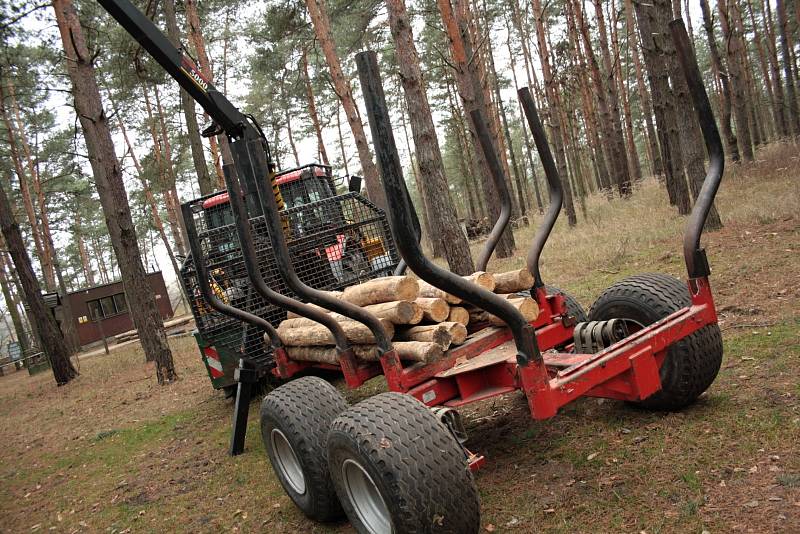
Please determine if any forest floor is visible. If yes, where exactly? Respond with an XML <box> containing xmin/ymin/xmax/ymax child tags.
<box><xmin>0</xmin><ymin>141</ymin><xmax>798</xmax><ymax>533</ymax></box>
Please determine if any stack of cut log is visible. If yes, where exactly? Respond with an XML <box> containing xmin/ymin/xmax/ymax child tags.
<box><xmin>276</xmin><ymin>269</ymin><xmax>538</xmax><ymax>366</ymax></box>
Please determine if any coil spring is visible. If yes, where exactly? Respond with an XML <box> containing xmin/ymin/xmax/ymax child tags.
<box><xmin>573</xmin><ymin>319</ymin><xmax>631</xmax><ymax>354</ymax></box>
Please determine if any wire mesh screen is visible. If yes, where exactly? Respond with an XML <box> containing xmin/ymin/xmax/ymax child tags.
<box><xmin>180</xmin><ymin>190</ymin><xmax>399</xmax><ymax>370</ymax></box>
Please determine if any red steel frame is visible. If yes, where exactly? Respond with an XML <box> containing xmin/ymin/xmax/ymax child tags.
<box><xmin>270</xmin><ymin>277</ymin><xmax>718</xmax><ymax>424</ymax></box>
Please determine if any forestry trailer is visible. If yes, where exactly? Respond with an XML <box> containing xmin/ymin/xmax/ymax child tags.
<box><xmin>103</xmin><ymin>1</ymin><xmax>723</xmax><ymax>532</ymax></box>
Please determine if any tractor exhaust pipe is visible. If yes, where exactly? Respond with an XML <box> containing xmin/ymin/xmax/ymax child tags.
<box><xmin>518</xmin><ymin>87</ymin><xmax>563</xmax><ymax>290</ymax></box>
<box><xmin>356</xmin><ymin>50</ymin><xmax>542</xmax><ymax>367</ymax></box>
<box><xmin>669</xmin><ymin>19</ymin><xmax>724</xmax><ymax>279</ymax></box>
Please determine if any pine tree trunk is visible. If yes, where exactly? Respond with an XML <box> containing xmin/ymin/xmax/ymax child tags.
<box><xmin>301</xmin><ymin>49</ymin><xmax>330</xmax><ymax>166</ymax></box>
<box><xmin>591</xmin><ymin>0</ymin><xmax>634</xmax><ymax>194</ymax></box>
<box><xmin>659</xmin><ymin>0</ymin><xmax>723</xmax><ymax>229</ymax></box>
<box><xmin>565</xmin><ymin>3</ymin><xmax>612</xmax><ymax>193</ymax></box>
<box><xmin>486</xmin><ymin>41</ymin><xmax>528</xmax><ymax>219</ymax></box>
<box><xmin>438</xmin><ymin>0</ymin><xmax>518</xmax><ymax>253</ymax></box>
<box><xmin>162</xmin><ymin>0</ymin><xmax>215</xmax><ymax>195</ymax></box>
<box><xmin>530</xmin><ymin>0</ymin><xmax>578</xmax><ymax>226</ymax></box>
<box><xmin>504</xmin><ymin>17</ymin><xmax>543</xmax><ymax>213</ymax></box>
<box><xmin>149</xmin><ymin>85</ymin><xmax>187</xmax><ymax>258</ymax></box>
<box><xmin>776</xmin><ymin>0</ymin><xmax>800</xmax><ymax>134</ymax></box>
<box><xmin>113</xmin><ymin>100</ymin><xmax>184</xmax><ymax>286</ymax></box>
<box><xmin>0</xmin><ymin>82</ymin><xmax>55</xmax><ymax>291</ymax></box>
<box><xmin>52</xmin><ymin>0</ymin><xmax>177</xmax><ymax>384</ymax></box>
<box><xmin>73</xmin><ymin>208</ymin><xmax>95</xmax><ymax>286</ymax></box>
<box><xmin>305</xmin><ymin>0</ymin><xmax>386</xmax><ymax>210</ymax></box>
<box><xmin>760</xmin><ymin>0</ymin><xmax>789</xmax><ymax>137</ymax></box>
<box><xmin>399</xmin><ymin>104</ymin><xmax>438</xmax><ymax>256</ymax></box>
<box><xmin>625</xmin><ymin>0</ymin><xmax>663</xmax><ymax>177</ymax></box>
<box><xmin>700</xmin><ymin>0</ymin><xmax>741</xmax><ymax>161</ymax></box>
<box><xmin>0</xmin><ymin>179</ymin><xmax>76</xmax><ymax>384</ymax></box>
<box><xmin>0</xmin><ymin>250</ymin><xmax>30</xmax><ymax>352</ymax></box>
<box><xmin>634</xmin><ymin>0</ymin><xmax>692</xmax><ymax>213</ymax></box>
<box><xmin>610</xmin><ymin>2</ymin><xmax>642</xmax><ymax>183</ymax></box>
<box><xmin>387</xmin><ymin>0</ymin><xmax>475</xmax><ymax>273</ymax></box>
<box><xmin>185</xmin><ymin>0</ymin><xmax>232</xmax><ymax>188</ymax></box>
<box><xmin>719</xmin><ymin>0</ymin><xmax>756</xmax><ymax>160</ymax></box>
<box><xmin>335</xmin><ymin>103</ymin><xmax>350</xmax><ymax>176</ymax></box>
<box><xmin>745</xmin><ymin>0</ymin><xmax>785</xmax><ymax>137</ymax></box>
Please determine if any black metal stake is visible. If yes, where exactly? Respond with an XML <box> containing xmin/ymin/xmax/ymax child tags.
<box><xmin>355</xmin><ymin>50</ymin><xmax>542</xmax><ymax>367</ymax></box>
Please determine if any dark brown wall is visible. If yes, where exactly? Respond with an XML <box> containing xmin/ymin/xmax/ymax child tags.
<box><xmin>68</xmin><ymin>272</ymin><xmax>174</xmax><ymax>347</ymax></box>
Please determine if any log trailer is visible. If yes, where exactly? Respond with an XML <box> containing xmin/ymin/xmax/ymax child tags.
<box><xmin>102</xmin><ymin>2</ymin><xmax>723</xmax><ymax>532</ymax></box>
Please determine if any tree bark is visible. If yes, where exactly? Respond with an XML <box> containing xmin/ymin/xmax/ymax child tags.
<box><xmin>624</xmin><ymin>0</ymin><xmax>663</xmax><ymax>177</ymax></box>
<box><xmin>700</xmin><ymin>0</ymin><xmax>741</xmax><ymax>161</ymax></box>
<box><xmin>53</xmin><ymin>0</ymin><xmax>177</xmax><ymax>384</ymax></box>
<box><xmin>185</xmin><ymin>0</ymin><xmax>232</xmax><ymax>188</ymax></box>
<box><xmin>744</xmin><ymin>0</ymin><xmax>784</xmax><ymax>137</ymax></box>
<box><xmin>760</xmin><ymin>0</ymin><xmax>789</xmax><ymax>137</ymax></box>
<box><xmin>73</xmin><ymin>207</ymin><xmax>95</xmax><ymax>286</ymax></box>
<box><xmin>439</xmin><ymin>0</ymin><xmax>518</xmax><ymax>251</ymax></box>
<box><xmin>610</xmin><ymin>1</ymin><xmax>642</xmax><ymax>183</ymax></box>
<box><xmin>486</xmin><ymin>39</ymin><xmax>528</xmax><ymax>219</ymax></box>
<box><xmin>504</xmin><ymin>15</ymin><xmax>543</xmax><ymax>213</ymax></box>
<box><xmin>150</xmin><ymin>85</ymin><xmax>187</xmax><ymax>258</ymax></box>
<box><xmin>386</xmin><ymin>0</ymin><xmax>475</xmax><ymax>275</ymax></box>
<box><xmin>529</xmin><ymin>0</ymin><xmax>578</xmax><ymax>225</ymax></box>
<box><xmin>634</xmin><ymin>0</ymin><xmax>691</xmax><ymax>213</ymax></box>
<box><xmin>162</xmin><ymin>0</ymin><xmax>215</xmax><ymax>195</ymax></box>
<box><xmin>305</xmin><ymin>0</ymin><xmax>386</xmax><ymax>210</ymax></box>
<box><xmin>591</xmin><ymin>0</ymin><xmax>634</xmax><ymax>194</ymax></box>
<box><xmin>659</xmin><ymin>0</ymin><xmax>723</xmax><ymax>229</ymax></box>
<box><xmin>0</xmin><ymin>249</ymin><xmax>29</xmax><ymax>352</ymax></box>
<box><xmin>0</xmin><ymin>81</ymin><xmax>55</xmax><ymax>290</ymax></box>
<box><xmin>301</xmin><ymin>49</ymin><xmax>330</xmax><ymax>166</ymax></box>
<box><xmin>113</xmin><ymin>98</ymin><xmax>183</xmax><ymax>287</ymax></box>
<box><xmin>776</xmin><ymin>0</ymin><xmax>800</xmax><ymax>134</ymax></box>
<box><xmin>719</xmin><ymin>0</ymin><xmax>756</xmax><ymax>160</ymax></box>
<box><xmin>0</xmin><ymin>178</ymin><xmax>76</xmax><ymax>384</ymax></box>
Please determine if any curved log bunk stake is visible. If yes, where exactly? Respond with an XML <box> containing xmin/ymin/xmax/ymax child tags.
<box><xmin>240</xmin><ymin>123</ymin><xmax>395</xmax><ymax>378</ymax></box>
<box><xmin>668</xmin><ymin>19</ymin><xmax>724</xmax><ymax>280</ymax></box>
<box><xmin>182</xmin><ymin>200</ymin><xmax>281</xmax><ymax>456</ymax></box>
<box><xmin>471</xmin><ymin>110</ymin><xmax>513</xmax><ymax>273</ymax></box>
<box><xmin>182</xmin><ymin>202</ymin><xmax>281</xmax><ymax>350</ymax></box>
<box><xmin>517</xmin><ymin>87</ymin><xmax>563</xmax><ymax>292</ymax></box>
<box><xmin>355</xmin><ymin>50</ymin><xmax>543</xmax><ymax>368</ymax></box>
<box><xmin>221</xmin><ymin>155</ymin><xmax>359</xmax><ymax>381</ymax></box>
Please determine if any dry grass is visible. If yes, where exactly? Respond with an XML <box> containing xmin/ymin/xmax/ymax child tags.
<box><xmin>0</xmin><ymin>142</ymin><xmax>798</xmax><ymax>533</ymax></box>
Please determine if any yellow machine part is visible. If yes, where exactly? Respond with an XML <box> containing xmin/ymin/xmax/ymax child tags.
<box><xmin>361</xmin><ymin>236</ymin><xmax>386</xmax><ymax>261</ymax></box>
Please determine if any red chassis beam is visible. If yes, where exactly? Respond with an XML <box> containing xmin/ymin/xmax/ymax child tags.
<box><xmin>406</xmin><ymin>277</ymin><xmax>718</xmax><ymax>419</ymax></box>
<box><xmin>272</xmin><ymin>277</ymin><xmax>717</xmax><ymax>423</ymax></box>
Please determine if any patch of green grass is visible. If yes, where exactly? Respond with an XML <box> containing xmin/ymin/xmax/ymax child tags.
<box><xmin>777</xmin><ymin>473</ymin><xmax>800</xmax><ymax>487</ymax></box>
<box><xmin>681</xmin><ymin>470</ymin><xmax>701</xmax><ymax>491</ymax></box>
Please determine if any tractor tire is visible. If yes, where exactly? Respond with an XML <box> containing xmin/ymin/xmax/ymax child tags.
<box><xmin>327</xmin><ymin>392</ymin><xmax>480</xmax><ymax>534</ymax></box>
<box><xmin>588</xmin><ymin>273</ymin><xmax>723</xmax><ymax>410</ymax></box>
<box><xmin>260</xmin><ymin>376</ymin><xmax>348</xmax><ymax>521</ymax></box>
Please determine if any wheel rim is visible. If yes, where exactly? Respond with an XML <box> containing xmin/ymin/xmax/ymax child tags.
<box><xmin>342</xmin><ymin>458</ymin><xmax>391</xmax><ymax>534</ymax></box>
<box><xmin>270</xmin><ymin>428</ymin><xmax>306</xmax><ymax>495</ymax></box>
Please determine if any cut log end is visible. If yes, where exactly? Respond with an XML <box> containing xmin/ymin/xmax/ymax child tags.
<box><xmin>493</xmin><ymin>268</ymin><xmax>534</xmax><ymax>294</ymax></box>
<box><xmin>414</xmin><ymin>297</ymin><xmax>450</xmax><ymax>322</ymax></box>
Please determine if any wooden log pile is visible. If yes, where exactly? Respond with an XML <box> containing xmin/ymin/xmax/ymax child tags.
<box><xmin>277</xmin><ymin>269</ymin><xmax>538</xmax><ymax>367</ymax></box>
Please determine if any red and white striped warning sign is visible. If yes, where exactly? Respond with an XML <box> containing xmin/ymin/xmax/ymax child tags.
<box><xmin>203</xmin><ymin>347</ymin><xmax>224</xmax><ymax>378</ymax></box>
